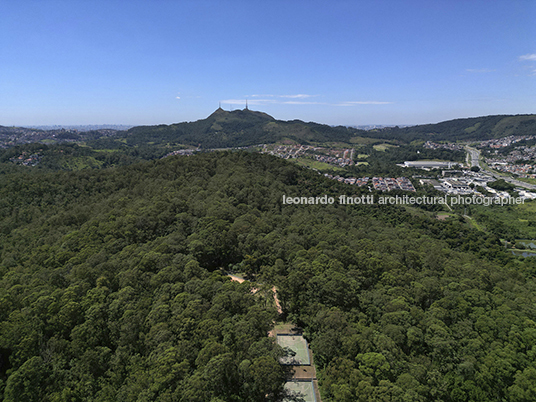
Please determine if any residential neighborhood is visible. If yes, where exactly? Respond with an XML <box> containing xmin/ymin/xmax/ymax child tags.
<box><xmin>323</xmin><ymin>174</ymin><xmax>417</xmax><ymax>192</ymax></box>
<box><xmin>9</xmin><ymin>152</ymin><xmax>43</xmax><ymax>166</ymax></box>
<box><xmin>477</xmin><ymin>135</ymin><xmax>536</xmax><ymax>149</ymax></box>
<box><xmin>483</xmin><ymin>143</ymin><xmax>536</xmax><ymax>178</ymax></box>
<box><xmin>263</xmin><ymin>144</ymin><xmax>356</xmax><ymax>168</ymax></box>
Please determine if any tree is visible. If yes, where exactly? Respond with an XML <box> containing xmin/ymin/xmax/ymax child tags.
<box><xmin>4</xmin><ymin>357</ymin><xmax>50</xmax><ymax>402</ymax></box>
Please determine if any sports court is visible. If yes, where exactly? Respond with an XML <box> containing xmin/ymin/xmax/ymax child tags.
<box><xmin>277</xmin><ymin>334</ymin><xmax>310</xmax><ymax>365</ymax></box>
<box><xmin>284</xmin><ymin>380</ymin><xmax>316</xmax><ymax>402</ymax></box>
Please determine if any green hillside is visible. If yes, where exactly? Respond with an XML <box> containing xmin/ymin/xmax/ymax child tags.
<box><xmin>116</xmin><ymin>112</ymin><xmax>536</xmax><ymax>149</ymax></box>
<box><xmin>1</xmin><ymin>152</ymin><xmax>536</xmax><ymax>400</ymax></box>
<box><xmin>369</xmin><ymin>114</ymin><xmax>536</xmax><ymax>142</ymax></box>
<box><xmin>121</xmin><ymin>108</ymin><xmax>360</xmax><ymax>148</ymax></box>
<box><xmin>4</xmin><ymin>113</ymin><xmax>535</xmax><ymax>151</ymax></box>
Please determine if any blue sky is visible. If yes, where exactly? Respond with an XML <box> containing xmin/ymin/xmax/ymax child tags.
<box><xmin>1</xmin><ymin>0</ymin><xmax>535</xmax><ymax>126</ymax></box>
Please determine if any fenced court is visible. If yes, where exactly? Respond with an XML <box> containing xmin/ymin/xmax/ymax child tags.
<box><xmin>277</xmin><ymin>334</ymin><xmax>310</xmax><ymax>365</ymax></box>
<box><xmin>284</xmin><ymin>380</ymin><xmax>316</xmax><ymax>402</ymax></box>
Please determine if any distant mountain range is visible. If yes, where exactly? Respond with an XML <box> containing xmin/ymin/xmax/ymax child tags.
<box><xmin>123</xmin><ymin>110</ymin><xmax>536</xmax><ymax>147</ymax></box>
<box><xmin>25</xmin><ymin>124</ymin><xmax>133</xmax><ymax>132</ymax></box>
<box><xmin>2</xmin><ymin>111</ymin><xmax>536</xmax><ymax>148</ymax></box>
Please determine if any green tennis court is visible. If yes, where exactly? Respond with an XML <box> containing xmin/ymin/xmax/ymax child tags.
<box><xmin>277</xmin><ymin>334</ymin><xmax>310</xmax><ymax>365</ymax></box>
<box><xmin>284</xmin><ymin>380</ymin><xmax>316</xmax><ymax>402</ymax></box>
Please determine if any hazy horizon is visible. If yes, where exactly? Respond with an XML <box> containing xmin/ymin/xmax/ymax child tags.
<box><xmin>12</xmin><ymin>107</ymin><xmax>535</xmax><ymax>131</ymax></box>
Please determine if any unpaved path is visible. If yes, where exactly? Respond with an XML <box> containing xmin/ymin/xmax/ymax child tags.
<box><xmin>227</xmin><ymin>274</ymin><xmax>282</xmax><ymax>314</ymax></box>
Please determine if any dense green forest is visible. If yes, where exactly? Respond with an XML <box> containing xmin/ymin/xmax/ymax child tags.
<box><xmin>0</xmin><ymin>153</ymin><xmax>296</xmax><ymax>401</ymax></box>
<box><xmin>0</xmin><ymin>143</ymin><xmax>167</xmax><ymax>171</ymax></box>
<box><xmin>1</xmin><ymin>152</ymin><xmax>536</xmax><ymax>401</ymax></box>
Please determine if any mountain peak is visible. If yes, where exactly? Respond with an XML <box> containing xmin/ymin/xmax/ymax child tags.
<box><xmin>207</xmin><ymin>107</ymin><xmax>275</xmax><ymax>122</ymax></box>
<box><xmin>208</xmin><ymin>107</ymin><xmax>227</xmax><ymax>118</ymax></box>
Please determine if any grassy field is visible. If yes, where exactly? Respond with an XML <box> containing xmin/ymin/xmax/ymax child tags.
<box><xmin>465</xmin><ymin>216</ymin><xmax>485</xmax><ymax>231</ymax></box>
<box><xmin>373</xmin><ymin>143</ymin><xmax>398</xmax><ymax>152</ymax></box>
<box><xmin>349</xmin><ymin>136</ymin><xmax>382</xmax><ymax>145</ymax></box>
<box><xmin>311</xmin><ymin>141</ymin><xmax>355</xmax><ymax>148</ymax></box>
<box><xmin>470</xmin><ymin>200</ymin><xmax>536</xmax><ymax>240</ymax></box>
<box><xmin>294</xmin><ymin>157</ymin><xmax>344</xmax><ymax>172</ymax></box>
<box><xmin>517</xmin><ymin>177</ymin><xmax>536</xmax><ymax>185</ymax></box>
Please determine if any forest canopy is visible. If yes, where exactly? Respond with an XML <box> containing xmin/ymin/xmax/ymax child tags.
<box><xmin>0</xmin><ymin>152</ymin><xmax>535</xmax><ymax>401</ymax></box>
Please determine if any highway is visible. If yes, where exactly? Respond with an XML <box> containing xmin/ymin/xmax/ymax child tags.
<box><xmin>465</xmin><ymin>146</ymin><xmax>536</xmax><ymax>191</ymax></box>
<box><xmin>466</xmin><ymin>146</ymin><xmax>481</xmax><ymax>168</ymax></box>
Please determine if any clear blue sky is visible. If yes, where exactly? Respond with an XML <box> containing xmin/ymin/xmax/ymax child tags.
<box><xmin>1</xmin><ymin>0</ymin><xmax>535</xmax><ymax>126</ymax></box>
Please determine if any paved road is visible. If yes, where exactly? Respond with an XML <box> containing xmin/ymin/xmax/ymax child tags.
<box><xmin>465</xmin><ymin>146</ymin><xmax>481</xmax><ymax>168</ymax></box>
<box><xmin>465</xmin><ymin>146</ymin><xmax>536</xmax><ymax>191</ymax></box>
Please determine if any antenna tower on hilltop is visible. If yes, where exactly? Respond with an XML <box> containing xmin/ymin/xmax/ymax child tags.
<box><xmin>245</xmin><ymin>99</ymin><xmax>248</xmax><ymax>110</ymax></box>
